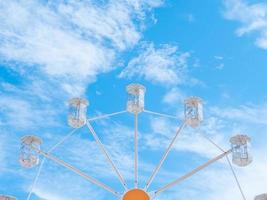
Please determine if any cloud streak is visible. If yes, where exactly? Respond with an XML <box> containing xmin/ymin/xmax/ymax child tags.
<box><xmin>0</xmin><ymin>0</ymin><xmax>162</xmax><ymax>95</ymax></box>
<box><xmin>119</xmin><ymin>43</ymin><xmax>190</xmax><ymax>86</ymax></box>
<box><xmin>223</xmin><ymin>0</ymin><xmax>267</xmax><ymax>49</ymax></box>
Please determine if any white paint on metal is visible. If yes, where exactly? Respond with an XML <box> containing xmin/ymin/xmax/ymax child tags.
<box><xmin>0</xmin><ymin>196</ymin><xmax>17</xmax><ymax>200</ymax></box>
<box><xmin>20</xmin><ymin>135</ymin><xmax>42</xmax><ymax>168</ymax></box>
<box><xmin>68</xmin><ymin>97</ymin><xmax>89</xmax><ymax>128</ymax></box>
<box><xmin>184</xmin><ymin>96</ymin><xmax>203</xmax><ymax>128</ymax></box>
<box><xmin>153</xmin><ymin>150</ymin><xmax>232</xmax><ymax>195</ymax></box>
<box><xmin>230</xmin><ymin>134</ymin><xmax>252</xmax><ymax>167</ymax></box>
<box><xmin>255</xmin><ymin>194</ymin><xmax>267</xmax><ymax>200</ymax></box>
<box><xmin>126</xmin><ymin>84</ymin><xmax>145</xmax><ymax>114</ymax></box>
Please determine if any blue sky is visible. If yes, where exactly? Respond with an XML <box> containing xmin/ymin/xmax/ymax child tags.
<box><xmin>0</xmin><ymin>0</ymin><xmax>267</xmax><ymax>199</ymax></box>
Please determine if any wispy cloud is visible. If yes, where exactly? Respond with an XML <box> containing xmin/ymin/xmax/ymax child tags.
<box><xmin>0</xmin><ymin>95</ymin><xmax>59</xmax><ymax>129</ymax></box>
<box><xmin>210</xmin><ymin>103</ymin><xmax>267</xmax><ymax>125</ymax></box>
<box><xmin>0</xmin><ymin>0</ymin><xmax>162</xmax><ymax>95</ymax></box>
<box><xmin>119</xmin><ymin>43</ymin><xmax>191</xmax><ymax>86</ymax></box>
<box><xmin>162</xmin><ymin>87</ymin><xmax>185</xmax><ymax>105</ymax></box>
<box><xmin>0</xmin><ymin>134</ymin><xmax>8</xmax><ymax>170</ymax></box>
<box><xmin>223</xmin><ymin>0</ymin><xmax>267</xmax><ymax>49</ymax></box>
<box><xmin>31</xmin><ymin>163</ymin><xmax>105</xmax><ymax>200</ymax></box>
<box><xmin>147</xmin><ymin>102</ymin><xmax>267</xmax><ymax>200</ymax></box>
<box><xmin>0</xmin><ymin>1</ymin><xmax>168</xmax><ymax>198</ymax></box>
<box><xmin>143</xmin><ymin>115</ymin><xmax>227</xmax><ymax>159</ymax></box>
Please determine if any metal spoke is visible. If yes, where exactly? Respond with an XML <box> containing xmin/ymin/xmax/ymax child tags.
<box><xmin>144</xmin><ymin>109</ymin><xmax>179</xmax><ymax>120</ymax></box>
<box><xmin>202</xmin><ymin>135</ymin><xmax>247</xmax><ymax>200</ymax></box>
<box><xmin>26</xmin><ymin>128</ymin><xmax>78</xmax><ymax>200</ymax></box>
<box><xmin>33</xmin><ymin>147</ymin><xmax>121</xmax><ymax>197</ymax></box>
<box><xmin>144</xmin><ymin>121</ymin><xmax>186</xmax><ymax>191</ymax></box>
<box><xmin>226</xmin><ymin>155</ymin><xmax>247</xmax><ymax>200</ymax></box>
<box><xmin>87</xmin><ymin>110</ymin><xmax>127</xmax><ymax>122</ymax></box>
<box><xmin>87</xmin><ymin>122</ymin><xmax>128</xmax><ymax>190</ymax></box>
<box><xmin>201</xmin><ymin>134</ymin><xmax>226</xmax><ymax>152</ymax></box>
<box><xmin>153</xmin><ymin>150</ymin><xmax>232</xmax><ymax>196</ymax></box>
<box><xmin>26</xmin><ymin>158</ymin><xmax>45</xmax><ymax>200</ymax></box>
<box><xmin>134</xmin><ymin>113</ymin><xmax>138</xmax><ymax>188</ymax></box>
<box><xmin>48</xmin><ymin>128</ymin><xmax>79</xmax><ymax>153</ymax></box>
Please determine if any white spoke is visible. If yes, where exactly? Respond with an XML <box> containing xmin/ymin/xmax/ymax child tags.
<box><xmin>26</xmin><ymin>128</ymin><xmax>78</xmax><ymax>200</ymax></box>
<box><xmin>48</xmin><ymin>128</ymin><xmax>79</xmax><ymax>153</ymax></box>
<box><xmin>144</xmin><ymin>121</ymin><xmax>186</xmax><ymax>191</ymax></box>
<box><xmin>134</xmin><ymin>113</ymin><xmax>138</xmax><ymax>188</ymax></box>
<box><xmin>87</xmin><ymin>110</ymin><xmax>127</xmax><ymax>122</ymax></box>
<box><xmin>144</xmin><ymin>109</ymin><xmax>179</xmax><ymax>120</ymax></box>
<box><xmin>202</xmin><ymin>135</ymin><xmax>247</xmax><ymax>200</ymax></box>
<box><xmin>26</xmin><ymin>158</ymin><xmax>45</xmax><ymax>200</ymax></box>
<box><xmin>87</xmin><ymin>122</ymin><xmax>128</xmax><ymax>190</ymax></box>
<box><xmin>153</xmin><ymin>150</ymin><xmax>232</xmax><ymax>195</ymax></box>
<box><xmin>226</xmin><ymin>155</ymin><xmax>247</xmax><ymax>200</ymax></box>
<box><xmin>33</xmin><ymin>147</ymin><xmax>121</xmax><ymax>197</ymax></box>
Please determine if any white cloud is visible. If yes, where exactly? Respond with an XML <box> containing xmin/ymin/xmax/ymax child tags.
<box><xmin>143</xmin><ymin>116</ymin><xmax>227</xmax><ymax>159</ymax></box>
<box><xmin>137</xmin><ymin>101</ymin><xmax>267</xmax><ymax>200</ymax></box>
<box><xmin>149</xmin><ymin>116</ymin><xmax>267</xmax><ymax>200</ymax></box>
<box><xmin>0</xmin><ymin>134</ymin><xmax>8</xmax><ymax>170</ymax></box>
<box><xmin>154</xmin><ymin>152</ymin><xmax>267</xmax><ymax>200</ymax></box>
<box><xmin>0</xmin><ymin>94</ymin><xmax>59</xmax><ymax>129</ymax></box>
<box><xmin>31</xmin><ymin>163</ymin><xmax>105</xmax><ymax>200</ymax></box>
<box><xmin>187</xmin><ymin>14</ymin><xmax>195</xmax><ymax>23</ymax></box>
<box><xmin>162</xmin><ymin>87</ymin><xmax>185</xmax><ymax>105</ymax></box>
<box><xmin>210</xmin><ymin>103</ymin><xmax>267</xmax><ymax>125</ymax></box>
<box><xmin>223</xmin><ymin>0</ymin><xmax>267</xmax><ymax>49</ymax></box>
<box><xmin>197</xmin><ymin>148</ymin><xmax>267</xmax><ymax>200</ymax></box>
<box><xmin>119</xmin><ymin>43</ymin><xmax>190</xmax><ymax>86</ymax></box>
<box><xmin>215</xmin><ymin>63</ymin><xmax>224</xmax><ymax>70</ymax></box>
<box><xmin>214</xmin><ymin>56</ymin><xmax>224</xmax><ymax>60</ymax></box>
<box><xmin>0</xmin><ymin>0</ymin><xmax>162</xmax><ymax>95</ymax></box>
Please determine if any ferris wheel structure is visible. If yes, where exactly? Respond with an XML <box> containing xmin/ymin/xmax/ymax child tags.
<box><xmin>2</xmin><ymin>83</ymin><xmax>266</xmax><ymax>200</ymax></box>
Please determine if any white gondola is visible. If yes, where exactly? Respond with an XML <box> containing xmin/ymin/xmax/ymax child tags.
<box><xmin>184</xmin><ymin>97</ymin><xmax>203</xmax><ymax>128</ymax></box>
<box><xmin>126</xmin><ymin>84</ymin><xmax>146</xmax><ymax>114</ymax></box>
<box><xmin>230</xmin><ymin>134</ymin><xmax>252</xmax><ymax>167</ymax></box>
<box><xmin>19</xmin><ymin>136</ymin><xmax>42</xmax><ymax>168</ymax></box>
<box><xmin>68</xmin><ymin>98</ymin><xmax>89</xmax><ymax>128</ymax></box>
<box><xmin>0</xmin><ymin>195</ymin><xmax>17</xmax><ymax>200</ymax></box>
<box><xmin>255</xmin><ymin>194</ymin><xmax>267</xmax><ymax>200</ymax></box>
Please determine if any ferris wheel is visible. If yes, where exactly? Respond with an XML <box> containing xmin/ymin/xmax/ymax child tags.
<box><xmin>1</xmin><ymin>84</ymin><xmax>266</xmax><ymax>200</ymax></box>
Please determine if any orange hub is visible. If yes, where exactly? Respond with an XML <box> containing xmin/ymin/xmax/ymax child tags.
<box><xmin>122</xmin><ymin>189</ymin><xmax>150</xmax><ymax>200</ymax></box>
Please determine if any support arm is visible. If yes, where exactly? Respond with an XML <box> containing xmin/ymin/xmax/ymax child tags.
<box><xmin>144</xmin><ymin>121</ymin><xmax>187</xmax><ymax>191</ymax></box>
<box><xmin>87</xmin><ymin>122</ymin><xmax>128</xmax><ymax>190</ymax></box>
<box><xmin>48</xmin><ymin>128</ymin><xmax>79</xmax><ymax>153</ymax></box>
<box><xmin>26</xmin><ymin>158</ymin><xmax>45</xmax><ymax>200</ymax></box>
<box><xmin>144</xmin><ymin>109</ymin><xmax>179</xmax><ymax>120</ymax></box>
<box><xmin>26</xmin><ymin>128</ymin><xmax>79</xmax><ymax>200</ymax></box>
<box><xmin>153</xmin><ymin>149</ymin><xmax>232</xmax><ymax>196</ymax></box>
<box><xmin>202</xmin><ymin>135</ymin><xmax>247</xmax><ymax>200</ymax></box>
<box><xmin>87</xmin><ymin>110</ymin><xmax>127</xmax><ymax>122</ymax></box>
<box><xmin>33</xmin><ymin>147</ymin><xmax>121</xmax><ymax>197</ymax></box>
<box><xmin>134</xmin><ymin>113</ymin><xmax>138</xmax><ymax>188</ymax></box>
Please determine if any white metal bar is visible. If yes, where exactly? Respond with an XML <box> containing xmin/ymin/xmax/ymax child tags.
<box><xmin>134</xmin><ymin>113</ymin><xmax>138</xmax><ymax>188</ymax></box>
<box><xmin>87</xmin><ymin>110</ymin><xmax>127</xmax><ymax>122</ymax></box>
<box><xmin>87</xmin><ymin>122</ymin><xmax>128</xmax><ymax>190</ymax></box>
<box><xmin>153</xmin><ymin>149</ymin><xmax>232</xmax><ymax>195</ymax></box>
<box><xmin>144</xmin><ymin>121</ymin><xmax>186</xmax><ymax>191</ymax></box>
<box><xmin>33</xmin><ymin>147</ymin><xmax>121</xmax><ymax>197</ymax></box>
<box><xmin>226</xmin><ymin>155</ymin><xmax>247</xmax><ymax>200</ymax></box>
<box><xmin>201</xmin><ymin>134</ymin><xmax>226</xmax><ymax>152</ymax></box>
<box><xmin>202</xmin><ymin>135</ymin><xmax>247</xmax><ymax>200</ymax></box>
<box><xmin>26</xmin><ymin>158</ymin><xmax>46</xmax><ymax>200</ymax></box>
<box><xmin>26</xmin><ymin>128</ymin><xmax>78</xmax><ymax>200</ymax></box>
<box><xmin>48</xmin><ymin>128</ymin><xmax>79</xmax><ymax>153</ymax></box>
<box><xmin>144</xmin><ymin>109</ymin><xmax>179</xmax><ymax>120</ymax></box>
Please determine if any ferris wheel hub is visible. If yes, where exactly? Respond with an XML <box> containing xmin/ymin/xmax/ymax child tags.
<box><xmin>122</xmin><ymin>189</ymin><xmax>150</xmax><ymax>200</ymax></box>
